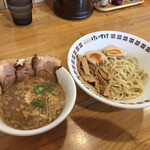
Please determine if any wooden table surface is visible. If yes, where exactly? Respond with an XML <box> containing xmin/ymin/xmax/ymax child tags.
<box><xmin>0</xmin><ymin>0</ymin><xmax>150</xmax><ymax>149</ymax></box>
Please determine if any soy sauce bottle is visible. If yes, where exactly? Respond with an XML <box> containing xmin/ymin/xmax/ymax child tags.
<box><xmin>6</xmin><ymin>0</ymin><xmax>33</xmax><ymax>26</ymax></box>
<box><xmin>109</xmin><ymin>0</ymin><xmax>123</xmax><ymax>5</ymax></box>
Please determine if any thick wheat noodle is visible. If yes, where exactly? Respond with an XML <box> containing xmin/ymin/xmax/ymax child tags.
<box><xmin>105</xmin><ymin>56</ymin><xmax>149</xmax><ymax>100</ymax></box>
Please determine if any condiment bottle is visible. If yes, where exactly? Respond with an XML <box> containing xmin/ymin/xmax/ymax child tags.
<box><xmin>53</xmin><ymin>0</ymin><xmax>100</xmax><ymax>20</ymax></box>
<box><xmin>127</xmin><ymin>0</ymin><xmax>137</xmax><ymax>2</ymax></box>
<box><xmin>6</xmin><ymin>0</ymin><xmax>33</xmax><ymax>26</ymax></box>
<box><xmin>109</xmin><ymin>0</ymin><xmax>123</xmax><ymax>5</ymax></box>
<box><xmin>98</xmin><ymin>0</ymin><xmax>109</xmax><ymax>7</ymax></box>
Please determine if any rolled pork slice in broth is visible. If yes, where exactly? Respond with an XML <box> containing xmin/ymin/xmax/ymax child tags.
<box><xmin>0</xmin><ymin>59</ymin><xmax>17</xmax><ymax>93</ymax></box>
<box><xmin>16</xmin><ymin>57</ymin><xmax>35</xmax><ymax>81</ymax></box>
<box><xmin>32</xmin><ymin>54</ymin><xmax>61</xmax><ymax>82</ymax></box>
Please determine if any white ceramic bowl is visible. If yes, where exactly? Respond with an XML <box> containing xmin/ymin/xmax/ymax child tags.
<box><xmin>68</xmin><ymin>31</ymin><xmax>150</xmax><ymax>109</ymax></box>
<box><xmin>0</xmin><ymin>67</ymin><xmax>76</xmax><ymax>136</ymax></box>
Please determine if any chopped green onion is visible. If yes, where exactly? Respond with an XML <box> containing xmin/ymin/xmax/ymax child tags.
<box><xmin>30</xmin><ymin>82</ymin><xmax>55</xmax><ymax>94</ymax></box>
<box><xmin>30</xmin><ymin>101</ymin><xmax>46</xmax><ymax>109</ymax></box>
<box><xmin>39</xmin><ymin>103</ymin><xmax>46</xmax><ymax>109</ymax></box>
<box><xmin>46</xmin><ymin>87</ymin><xmax>54</xmax><ymax>92</ymax></box>
<box><xmin>30</xmin><ymin>89</ymin><xmax>34</xmax><ymax>93</ymax></box>
<box><xmin>30</xmin><ymin>101</ymin><xmax>39</xmax><ymax>107</ymax></box>
<box><xmin>34</xmin><ymin>88</ymin><xmax>40</xmax><ymax>94</ymax></box>
<box><xmin>40</xmin><ymin>82</ymin><xmax>47</xmax><ymax>86</ymax></box>
<box><xmin>50</xmin><ymin>80</ymin><xmax>56</xmax><ymax>86</ymax></box>
<box><xmin>38</xmin><ymin>87</ymin><xmax>45</xmax><ymax>93</ymax></box>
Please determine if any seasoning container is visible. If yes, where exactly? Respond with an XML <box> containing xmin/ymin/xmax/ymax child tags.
<box><xmin>6</xmin><ymin>0</ymin><xmax>33</xmax><ymax>26</ymax></box>
<box><xmin>98</xmin><ymin>0</ymin><xmax>109</xmax><ymax>7</ymax></box>
<box><xmin>53</xmin><ymin>0</ymin><xmax>99</xmax><ymax>20</ymax></box>
<box><xmin>127</xmin><ymin>0</ymin><xmax>137</xmax><ymax>2</ymax></box>
<box><xmin>109</xmin><ymin>0</ymin><xmax>123</xmax><ymax>5</ymax></box>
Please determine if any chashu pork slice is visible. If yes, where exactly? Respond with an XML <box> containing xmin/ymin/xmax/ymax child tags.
<box><xmin>16</xmin><ymin>57</ymin><xmax>35</xmax><ymax>81</ymax></box>
<box><xmin>32</xmin><ymin>54</ymin><xmax>61</xmax><ymax>82</ymax></box>
<box><xmin>0</xmin><ymin>59</ymin><xmax>17</xmax><ymax>93</ymax></box>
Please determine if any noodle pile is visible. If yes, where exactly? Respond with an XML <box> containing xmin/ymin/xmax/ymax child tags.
<box><xmin>77</xmin><ymin>45</ymin><xmax>150</xmax><ymax>101</ymax></box>
<box><xmin>105</xmin><ymin>56</ymin><xmax>149</xmax><ymax>100</ymax></box>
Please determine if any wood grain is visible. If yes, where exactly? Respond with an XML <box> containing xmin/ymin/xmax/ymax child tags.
<box><xmin>0</xmin><ymin>0</ymin><xmax>150</xmax><ymax>150</ymax></box>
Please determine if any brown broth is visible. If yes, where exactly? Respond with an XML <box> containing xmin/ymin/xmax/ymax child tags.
<box><xmin>0</xmin><ymin>77</ymin><xmax>65</xmax><ymax>130</ymax></box>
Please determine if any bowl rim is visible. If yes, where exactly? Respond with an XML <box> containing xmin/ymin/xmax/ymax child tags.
<box><xmin>0</xmin><ymin>67</ymin><xmax>77</xmax><ymax>136</ymax></box>
<box><xmin>68</xmin><ymin>30</ymin><xmax>150</xmax><ymax>109</ymax></box>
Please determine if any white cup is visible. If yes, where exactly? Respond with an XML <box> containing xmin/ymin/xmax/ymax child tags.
<box><xmin>98</xmin><ymin>0</ymin><xmax>109</xmax><ymax>7</ymax></box>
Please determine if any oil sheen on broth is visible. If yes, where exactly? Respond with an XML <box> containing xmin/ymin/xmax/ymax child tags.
<box><xmin>0</xmin><ymin>77</ymin><xmax>65</xmax><ymax>130</ymax></box>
